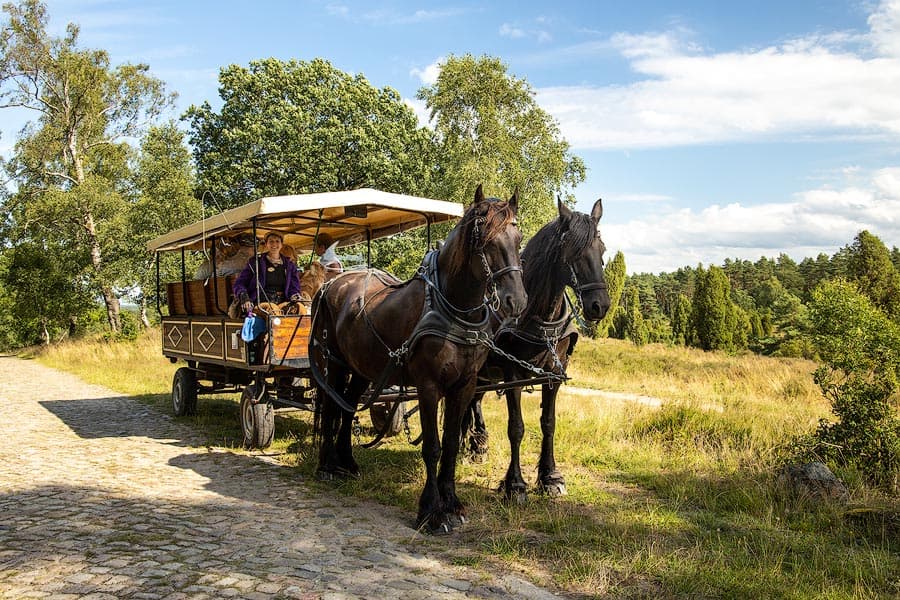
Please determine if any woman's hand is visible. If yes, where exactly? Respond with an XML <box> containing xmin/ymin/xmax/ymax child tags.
<box><xmin>243</xmin><ymin>301</ymin><xmax>254</xmax><ymax>314</ymax></box>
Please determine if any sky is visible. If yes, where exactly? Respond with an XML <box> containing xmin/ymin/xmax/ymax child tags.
<box><xmin>4</xmin><ymin>0</ymin><xmax>900</xmax><ymax>274</ymax></box>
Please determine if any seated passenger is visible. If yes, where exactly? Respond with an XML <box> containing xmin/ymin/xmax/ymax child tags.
<box><xmin>232</xmin><ymin>231</ymin><xmax>301</xmax><ymax>315</ymax></box>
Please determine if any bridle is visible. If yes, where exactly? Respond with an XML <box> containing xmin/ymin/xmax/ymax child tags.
<box><xmin>474</xmin><ymin>215</ymin><xmax>523</xmax><ymax>314</ymax></box>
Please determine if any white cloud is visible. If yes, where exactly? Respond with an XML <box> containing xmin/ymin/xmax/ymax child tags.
<box><xmin>361</xmin><ymin>7</ymin><xmax>468</xmax><ymax>25</ymax></box>
<box><xmin>499</xmin><ymin>20</ymin><xmax>552</xmax><ymax>44</ymax></box>
<box><xmin>603</xmin><ymin>167</ymin><xmax>900</xmax><ymax>273</ymax></box>
<box><xmin>869</xmin><ymin>0</ymin><xmax>900</xmax><ymax>57</ymax></box>
<box><xmin>614</xmin><ymin>193</ymin><xmax>673</xmax><ymax>203</ymax></box>
<box><xmin>404</xmin><ymin>97</ymin><xmax>431</xmax><ymax>127</ymax></box>
<box><xmin>537</xmin><ymin>1</ymin><xmax>900</xmax><ymax>150</ymax></box>
<box><xmin>500</xmin><ymin>23</ymin><xmax>525</xmax><ymax>39</ymax></box>
<box><xmin>410</xmin><ymin>57</ymin><xmax>443</xmax><ymax>86</ymax></box>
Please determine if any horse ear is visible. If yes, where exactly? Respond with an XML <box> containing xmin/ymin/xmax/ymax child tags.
<box><xmin>474</xmin><ymin>184</ymin><xmax>485</xmax><ymax>204</ymax></box>
<box><xmin>509</xmin><ymin>187</ymin><xmax>519</xmax><ymax>212</ymax></box>
<box><xmin>591</xmin><ymin>198</ymin><xmax>603</xmax><ymax>222</ymax></box>
<box><xmin>558</xmin><ymin>195</ymin><xmax>573</xmax><ymax>222</ymax></box>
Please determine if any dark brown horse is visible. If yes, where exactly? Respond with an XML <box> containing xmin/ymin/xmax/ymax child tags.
<box><xmin>309</xmin><ymin>186</ymin><xmax>526</xmax><ymax>533</ymax></box>
<box><xmin>462</xmin><ymin>198</ymin><xmax>610</xmax><ymax>502</ymax></box>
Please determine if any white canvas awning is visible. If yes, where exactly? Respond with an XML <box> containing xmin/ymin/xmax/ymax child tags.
<box><xmin>146</xmin><ymin>188</ymin><xmax>463</xmax><ymax>253</ymax></box>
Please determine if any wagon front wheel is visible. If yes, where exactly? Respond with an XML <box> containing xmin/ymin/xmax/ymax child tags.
<box><xmin>240</xmin><ymin>383</ymin><xmax>275</xmax><ymax>449</ymax></box>
<box><xmin>172</xmin><ymin>367</ymin><xmax>197</xmax><ymax>416</ymax></box>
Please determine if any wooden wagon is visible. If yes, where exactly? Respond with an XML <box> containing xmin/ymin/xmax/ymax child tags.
<box><xmin>147</xmin><ymin>189</ymin><xmax>463</xmax><ymax>448</ymax></box>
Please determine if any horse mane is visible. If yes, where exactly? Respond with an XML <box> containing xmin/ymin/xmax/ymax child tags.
<box><xmin>444</xmin><ymin>198</ymin><xmax>516</xmax><ymax>278</ymax></box>
<box><xmin>521</xmin><ymin>208</ymin><xmax>596</xmax><ymax>315</ymax></box>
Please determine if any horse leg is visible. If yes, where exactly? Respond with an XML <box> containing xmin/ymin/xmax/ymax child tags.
<box><xmin>316</xmin><ymin>363</ymin><xmax>349</xmax><ymax>480</ymax></box>
<box><xmin>461</xmin><ymin>392</ymin><xmax>489</xmax><ymax>462</ymax></box>
<box><xmin>536</xmin><ymin>383</ymin><xmax>567</xmax><ymax>496</ymax></box>
<box><xmin>415</xmin><ymin>382</ymin><xmax>452</xmax><ymax>534</ymax></box>
<box><xmin>333</xmin><ymin>374</ymin><xmax>368</xmax><ymax>477</ymax></box>
<box><xmin>501</xmin><ymin>385</ymin><xmax>528</xmax><ymax>504</ymax></box>
<box><xmin>438</xmin><ymin>383</ymin><xmax>471</xmax><ymax>528</ymax></box>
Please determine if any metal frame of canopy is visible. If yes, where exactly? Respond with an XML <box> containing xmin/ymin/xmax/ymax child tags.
<box><xmin>147</xmin><ymin>188</ymin><xmax>463</xmax><ymax>317</ymax></box>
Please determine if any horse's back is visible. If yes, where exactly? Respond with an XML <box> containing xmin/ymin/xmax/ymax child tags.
<box><xmin>319</xmin><ymin>269</ymin><xmax>425</xmax><ymax>379</ymax></box>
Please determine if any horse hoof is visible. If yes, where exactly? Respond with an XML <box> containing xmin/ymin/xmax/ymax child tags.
<box><xmin>316</xmin><ymin>469</ymin><xmax>337</xmax><ymax>481</ymax></box>
<box><xmin>540</xmin><ymin>481</ymin><xmax>567</xmax><ymax>497</ymax></box>
<box><xmin>508</xmin><ymin>489</ymin><xmax>528</xmax><ymax>506</ymax></box>
<box><xmin>499</xmin><ymin>481</ymin><xmax>528</xmax><ymax>505</ymax></box>
<box><xmin>448</xmin><ymin>513</ymin><xmax>467</xmax><ymax>528</ymax></box>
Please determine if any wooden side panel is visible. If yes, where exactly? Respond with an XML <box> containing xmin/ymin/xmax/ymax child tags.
<box><xmin>270</xmin><ymin>315</ymin><xmax>311</xmax><ymax>361</ymax></box>
<box><xmin>161</xmin><ymin>319</ymin><xmax>191</xmax><ymax>355</ymax></box>
<box><xmin>190</xmin><ymin>320</ymin><xmax>225</xmax><ymax>360</ymax></box>
<box><xmin>224</xmin><ymin>321</ymin><xmax>246</xmax><ymax>362</ymax></box>
<box><xmin>204</xmin><ymin>275</ymin><xmax>235</xmax><ymax>315</ymax></box>
<box><xmin>166</xmin><ymin>283</ymin><xmax>187</xmax><ymax>316</ymax></box>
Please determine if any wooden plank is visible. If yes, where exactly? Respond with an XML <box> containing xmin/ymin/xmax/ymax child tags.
<box><xmin>270</xmin><ymin>315</ymin><xmax>311</xmax><ymax>361</ymax></box>
<box><xmin>166</xmin><ymin>283</ymin><xmax>187</xmax><ymax>316</ymax></box>
<box><xmin>224</xmin><ymin>321</ymin><xmax>246</xmax><ymax>362</ymax></box>
<box><xmin>162</xmin><ymin>319</ymin><xmax>191</xmax><ymax>354</ymax></box>
<box><xmin>190</xmin><ymin>321</ymin><xmax>225</xmax><ymax>360</ymax></box>
<box><xmin>204</xmin><ymin>274</ymin><xmax>235</xmax><ymax>315</ymax></box>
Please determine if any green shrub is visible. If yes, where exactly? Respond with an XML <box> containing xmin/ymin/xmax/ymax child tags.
<box><xmin>800</xmin><ymin>279</ymin><xmax>900</xmax><ymax>492</ymax></box>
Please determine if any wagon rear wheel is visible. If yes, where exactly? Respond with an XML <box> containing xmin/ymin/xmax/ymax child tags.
<box><xmin>370</xmin><ymin>401</ymin><xmax>406</xmax><ymax>437</ymax></box>
<box><xmin>172</xmin><ymin>367</ymin><xmax>197</xmax><ymax>416</ymax></box>
<box><xmin>240</xmin><ymin>383</ymin><xmax>275</xmax><ymax>449</ymax></box>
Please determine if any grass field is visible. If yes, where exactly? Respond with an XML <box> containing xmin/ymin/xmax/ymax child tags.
<box><xmin>34</xmin><ymin>330</ymin><xmax>900</xmax><ymax>599</ymax></box>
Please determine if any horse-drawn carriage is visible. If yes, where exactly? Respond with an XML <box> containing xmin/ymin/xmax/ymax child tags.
<box><xmin>147</xmin><ymin>188</ymin><xmax>463</xmax><ymax>448</ymax></box>
<box><xmin>150</xmin><ymin>185</ymin><xmax>611</xmax><ymax>534</ymax></box>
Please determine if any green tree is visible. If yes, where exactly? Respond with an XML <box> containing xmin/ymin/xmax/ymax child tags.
<box><xmin>417</xmin><ymin>54</ymin><xmax>585</xmax><ymax>236</ymax></box>
<box><xmin>805</xmin><ymin>279</ymin><xmax>900</xmax><ymax>491</ymax></box>
<box><xmin>185</xmin><ymin>58</ymin><xmax>435</xmax><ymax>208</ymax></box>
<box><xmin>0</xmin><ymin>0</ymin><xmax>172</xmax><ymax>332</ymax></box>
<box><xmin>671</xmin><ymin>294</ymin><xmax>692</xmax><ymax>345</ymax></box>
<box><xmin>593</xmin><ymin>250</ymin><xmax>626</xmax><ymax>337</ymax></box>
<box><xmin>0</xmin><ymin>241</ymin><xmax>93</xmax><ymax>345</ymax></box>
<box><xmin>127</xmin><ymin>123</ymin><xmax>201</xmax><ymax>327</ymax></box>
<box><xmin>692</xmin><ymin>265</ymin><xmax>733</xmax><ymax>351</ymax></box>
<box><xmin>624</xmin><ymin>285</ymin><xmax>648</xmax><ymax>346</ymax></box>
<box><xmin>845</xmin><ymin>230</ymin><xmax>900</xmax><ymax>318</ymax></box>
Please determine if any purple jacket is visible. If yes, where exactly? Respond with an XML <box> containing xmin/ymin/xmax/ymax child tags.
<box><xmin>233</xmin><ymin>254</ymin><xmax>301</xmax><ymax>304</ymax></box>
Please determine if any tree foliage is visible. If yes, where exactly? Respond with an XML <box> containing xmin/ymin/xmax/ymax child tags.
<box><xmin>185</xmin><ymin>58</ymin><xmax>436</xmax><ymax>209</ymax></box>
<box><xmin>805</xmin><ymin>279</ymin><xmax>900</xmax><ymax>491</ymax></box>
<box><xmin>417</xmin><ymin>54</ymin><xmax>585</xmax><ymax>236</ymax></box>
<box><xmin>127</xmin><ymin>123</ymin><xmax>201</xmax><ymax>325</ymax></box>
<box><xmin>624</xmin><ymin>285</ymin><xmax>648</xmax><ymax>346</ymax></box>
<box><xmin>692</xmin><ymin>266</ymin><xmax>734</xmax><ymax>351</ymax></box>
<box><xmin>846</xmin><ymin>230</ymin><xmax>900</xmax><ymax>318</ymax></box>
<box><xmin>594</xmin><ymin>250</ymin><xmax>626</xmax><ymax>337</ymax></box>
<box><xmin>0</xmin><ymin>0</ymin><xmax>172</xmax><ymax>332</ymax></box>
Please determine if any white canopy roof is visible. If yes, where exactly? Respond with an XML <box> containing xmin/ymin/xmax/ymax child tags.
<box><xmin>146</xmin><ymin>188</ymin><xmax>463</xmax><ymax>253</ymax></box>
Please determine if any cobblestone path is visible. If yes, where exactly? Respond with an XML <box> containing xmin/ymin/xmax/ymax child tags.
<box><xmin>0</xmin><ymin>357</ymin><xmax>558</xmax><ymax>599</ymax></box>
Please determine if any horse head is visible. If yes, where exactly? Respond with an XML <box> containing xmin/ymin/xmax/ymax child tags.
<box><xmin>467</xmin><ymin>184</ymin><xmax>527</xmax><ymax>319</ymax></box>
<box><xmin>557</xmin><ymin>197</ymin><xmax>610</xmax><ymax>321</ymax></box>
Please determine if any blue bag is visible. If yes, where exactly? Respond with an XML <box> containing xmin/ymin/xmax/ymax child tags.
<box><xmin>241</xmin><ymin>315</ymin><xmax>266</xmax><ymax>342</ymax></box>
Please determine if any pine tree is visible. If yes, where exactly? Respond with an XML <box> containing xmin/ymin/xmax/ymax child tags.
<box><xmin>692</xmin><ymin>265</ymin><xmax>734</xmax><ymax>351</ymax></box>
<box><xmin>671</xmin><ymin>294</ymin><xmax>692</xmax><ymax>345</ymax></box>
<box><xmin>846</xmin><ymin>230</ymin><xmax>900</xmax><ymax>318</ymax></box>
<box><xmin>624</xmin><ymin>286</ymin><xmax>648</xmax><ymax>346</ymax></box>
<box><xmin>591</xmin><ymin>251</ymin><xmax>625</xmax><ymax>337</ymax></box>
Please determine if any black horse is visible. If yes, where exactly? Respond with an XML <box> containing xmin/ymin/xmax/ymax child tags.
<box><xmin>462</xmin><ymin>198</ymin><xmax>610</xmax><ymax>502</ymax></box>
<box><xmin>310</xmin><ymin>186</ymin><xmax>526</xmax><ymax>533</ymax></box>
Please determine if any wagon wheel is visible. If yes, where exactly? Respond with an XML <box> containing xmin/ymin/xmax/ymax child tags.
<box><xmin>240</xmin><ymin>383</ymin><xmax>275</xmax><ymax>449</ymax></box>
<box><xmin>172</xmin><ymin>367</ymin><xmax>197</xmax><ymax>416</ymax></box>
<box><xmin>369</xmin><ymin>400</ymin><xmax>406</xmax><ymax>437</ymax></box>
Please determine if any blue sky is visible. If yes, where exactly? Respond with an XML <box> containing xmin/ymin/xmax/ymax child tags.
<box><xmin>6</xmin><ymin>0</ymin><xmax>900</xmax><ymax>273</ymax></box>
